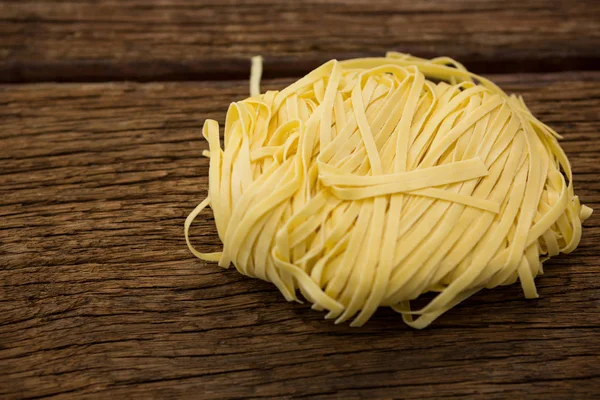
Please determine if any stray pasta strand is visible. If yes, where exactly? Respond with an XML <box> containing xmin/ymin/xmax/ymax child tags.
<box><xmin>185</xmin><ymin>53</ymin><xmax>592</xmax><ymax>328</ymax></box>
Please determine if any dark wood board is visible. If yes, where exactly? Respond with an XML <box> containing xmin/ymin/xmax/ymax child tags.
<box><xmin>1</xmin><ymin>72</ymin><xmax>599</xmax><ymax>399</ymax></box>
<box><xmin>1</xmin><ymin>0</ymin><xmax>600</xmax><ymax>82</ymax></box>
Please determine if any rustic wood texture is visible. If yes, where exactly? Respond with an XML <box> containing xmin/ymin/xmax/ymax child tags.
<box><xmin>1</xmin><ymin>72</ymin><xmax>599</xmax><ymax>399</ymax></box>
<box><xmin>1</xmin><ymin>0</ymin><xmax>600</xmax><ymax>82</ymax></box>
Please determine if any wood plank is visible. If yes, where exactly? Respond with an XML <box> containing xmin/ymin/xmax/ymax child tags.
<box><xmin>1</xmin><ymin>72</ymin><xmax>599</xmax><ymax>399</ymax></box>
<box><xmin>1</xmin><ymin>0</ymin><xmax>599</xmax><ymax>82</ymax></box>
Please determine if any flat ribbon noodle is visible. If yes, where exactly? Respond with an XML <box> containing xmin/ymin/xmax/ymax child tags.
<box><xmin>185</xmin><ymin>53</ymin><xmax>592</xmax><ymax>328</ymax></box>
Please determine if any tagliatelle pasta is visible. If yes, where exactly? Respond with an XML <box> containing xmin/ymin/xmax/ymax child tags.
<box><xmin>185</xmin><ymin>52</ymin><xmax>592</xmax><ymax>328</ymax></box>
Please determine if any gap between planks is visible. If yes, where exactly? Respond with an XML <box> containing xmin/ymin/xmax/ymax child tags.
<box><xmin>2</xmin><ymin>54</ymin><xmax>600</xmax><ymax>84</ymax></box>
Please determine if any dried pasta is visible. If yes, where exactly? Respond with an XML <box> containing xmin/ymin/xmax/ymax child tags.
<box><xmin>185</xmin><ymin>52</ymin><xmax>592</xmax><ymax>328</ymax></box>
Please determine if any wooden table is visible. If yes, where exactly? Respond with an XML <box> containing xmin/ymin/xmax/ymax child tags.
<box><xmin>1</xmin><ymin>1</ymin><xmax>599</xmax><ymax>399</ymax></box>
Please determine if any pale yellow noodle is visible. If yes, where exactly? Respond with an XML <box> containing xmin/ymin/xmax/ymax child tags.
<box><xmin>185</xmin><ymin>53</ymin><xmax>592</xmax><ymax>329</ymax></box>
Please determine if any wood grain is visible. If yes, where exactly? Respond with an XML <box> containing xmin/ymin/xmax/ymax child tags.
<box><xmin>1</xmin><ymin>72</ymin><xmax>599</xmax><ymax>399</ymax></box>
<box><xmin>1</xmin><ymin>0</ymin><xmax>599</xmax><ymax>82</ymax></box>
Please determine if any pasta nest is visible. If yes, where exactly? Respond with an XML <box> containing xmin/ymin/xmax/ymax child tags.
<box><xmin>185</xmin><ymin>52</ymin><xmax>591</xmax><ymax>328</ymax></box>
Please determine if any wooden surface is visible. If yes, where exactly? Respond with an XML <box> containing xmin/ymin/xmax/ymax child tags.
<box><xmin>1</xmin><ymin>0</ymin><xmax>600</xmax><ymax>82</ymax></box>
<box><xmin>1</xmin><ymin>0</ymin><xmax>600</xmax><ymax>399</ymax></box>
<box><xmin>1</xmin><ymin>73</ymin><xmax>599</xmax><ymax>399</ymax></box>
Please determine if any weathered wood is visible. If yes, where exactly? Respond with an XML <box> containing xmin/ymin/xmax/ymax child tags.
<box><xmin>1</xmin><ymin>72</ymin><xmax>599</xmax><ymax>399</ymax></box>
<box><xmin>1</xmin><ymin>0</ymin><xmax>599</xmax><ymax>82</ymax></box>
